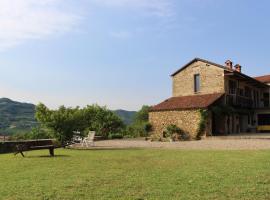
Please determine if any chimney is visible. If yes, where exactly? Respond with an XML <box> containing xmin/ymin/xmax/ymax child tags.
<box><xmin>234</xmin><ymin>64</ymin><xmax>242</xmax><ymax>73</ymax></box>
<box><xmin>225</xmin><ymin>60</ymin><xmax>233</xmax><ymax>69</ymax></box>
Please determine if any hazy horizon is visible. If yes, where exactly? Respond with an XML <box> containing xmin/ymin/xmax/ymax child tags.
<box><xmin>0</xmin><ymin>0</ymin><xmax>269</xmax><ymax>110</ymax></box>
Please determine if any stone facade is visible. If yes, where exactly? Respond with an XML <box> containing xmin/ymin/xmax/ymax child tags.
<box><xmin>150</xmin><ymin>60</ymin><xmax>223</xmax><ymax>138</ymax></box>
<box><xmin>173</xmin><ymin>61</ymin><xmax>225</xmax><ymax>97</ymax></box>
<box><xmin>150</xmin><ymin>58</ymin><xmax>270</xmax><ymax>137</ymax></box>
<box><xmin>149</xmin><ymin>109</ymin><xmax>201</xmax><ymax>138</ymax></box>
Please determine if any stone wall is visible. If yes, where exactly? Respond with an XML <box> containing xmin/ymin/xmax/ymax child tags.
<box><xmin>173</xmin><ymin>61</ymin><xmax>225</xmax><ymax>97</ymax></box>
<box><xmin>149</xmin><ymin>109</ymin><xmax>202</xmax><ymax>138</ymax></box>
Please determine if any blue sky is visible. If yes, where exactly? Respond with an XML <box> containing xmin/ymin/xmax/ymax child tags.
<box><xmin>0</xmin><ymin>0</ymin><xmax>269</xmax><ymax>110</ymax></box>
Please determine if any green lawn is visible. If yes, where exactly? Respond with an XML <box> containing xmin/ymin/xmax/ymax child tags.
<box><xmin>1</xmin><ymin>149</ymin><xmax>270</xmax><ymax>200</ymax></box>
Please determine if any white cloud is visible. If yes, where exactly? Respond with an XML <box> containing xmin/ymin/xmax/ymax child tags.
<box><xmin>91</xmin><ymin>0</ymin><xmax>173</xmax><ymax>17</ymax></box>
<box><xmin>0</xmin><ymin>0</ymin><xmax>81</xmax><ymax>50</ymax></box>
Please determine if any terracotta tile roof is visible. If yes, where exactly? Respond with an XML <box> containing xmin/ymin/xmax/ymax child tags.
<box><xmin>254</xmin><ymin>75</ymin><xmax>270</xmax><ymax>83</ymax></box>
<box><xmin>150</xmin><ymin>93</ymin><xmax>224</xmax><ymax>111</ymax></box>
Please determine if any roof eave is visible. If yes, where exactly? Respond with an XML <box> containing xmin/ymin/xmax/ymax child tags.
<box><xmin>171</xmin><ymin>58</ymin><xmax>269</xmax><ymax>88</ymax></box>
<box><xmin>232</xmin><ymin>71</ymin><xmax>269</xmax><ymax>88</ymax></box>
<box><xmin>150</xmin><ymin>107</ymin><xmax>208</xmax><ymax>112</ymax></box>
<box><xmin>171</xmin><ymin>57</ymin><xmax>231</xmax><ymax>77</ymax></box>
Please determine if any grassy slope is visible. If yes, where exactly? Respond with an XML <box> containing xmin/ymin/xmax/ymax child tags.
<box><xmin>0</xmin><ymin>98</ymin><xmax>37</xmax><ymax>135</ymax></box>
<box><xmin>1</xmin><ymin>149</ymin><xmax>270</xmax><ymax>200</ymax></box>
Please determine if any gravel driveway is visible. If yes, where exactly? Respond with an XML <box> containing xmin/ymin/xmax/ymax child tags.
<box><xmin>74</xmin><ymin>137</ymin><xmax>270</xmax><ymax>150</ymax></box>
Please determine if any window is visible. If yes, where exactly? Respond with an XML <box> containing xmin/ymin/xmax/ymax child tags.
<box><xmin>194</xmin><ymin>74</ymin><xmax>200</xmax><ymax>93</ymax></box>
<box><xmin>229</xmin><ymin>80</ymin><xmax>237</xmax><ymax>94</ymax></box>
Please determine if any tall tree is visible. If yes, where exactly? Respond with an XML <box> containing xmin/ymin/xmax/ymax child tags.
<box><xmin>134</xmin><ymin>105</ymin><xmax>151</xmax><ymax>123</ymax></box>
<box><xmin>35</xmin><ymin>103</ymin><xmax>124</xmax><ymax>143</ymax></box>
<box><xmin>126</xmin><ymin>105</ymin><xmax>152</xmax><ymax>137</ymax></box>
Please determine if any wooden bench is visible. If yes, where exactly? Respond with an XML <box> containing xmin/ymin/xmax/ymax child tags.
<box><xmin>14</xmin><ymin>140</ymin><xmax>55</xmax><ymax>157</ymax></box>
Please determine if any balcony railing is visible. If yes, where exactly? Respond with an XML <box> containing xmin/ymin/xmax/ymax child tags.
<box><xmin>226</xmin><ymin>94</ymin><xmax>254</xmax><ymax>108</ymax></box>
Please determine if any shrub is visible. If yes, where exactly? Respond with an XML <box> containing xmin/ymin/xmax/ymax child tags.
<box><xmin>150</xmin><ymin>134</ymin><xmax>162</xmax><ymax>142</ymax></box>
<box><xmin>27</xmin><ymin>127</ymin><xmax>54</xmax><ymax>139</ymax></box>
<box><xmin>122</xmin><ymin>105</ymin><xmax>152</xmax><ymax>138</ymax></box>
<box><xmin>144</xmin><ymin>122</ymin><xmax>152</xmax><ymax>133</ymax></box>
<box><xmin>164</xmin><ymin>125</ymin><xmax>181</xmax><ymax>136</ymax></box>
<box><xmin>9</xmin><ymin>127</ymin><xmax>54</xmax><ymax>141</ymax></box>
<box><xmin>133</xmin><ymin>105</ymin><xmax>151</xmax><ymax>123</ymax></box>
<box><xmin>108</xmin><ymin>133</ymin><xmax>123</xmax><ymax>140</ymax></box>
<box><xmin>163</xmin><ymin>124</ymin><xmax>190</xmax><ymax>141</ymax></box>
<box><xmin>139</xmin><ymin>122</ymin><xmax>152</xmax><ymax>137</ymax></box>
<box><xmin>122</xmin><ymin>126</ymin><xmax>139</xmax><ymax>138</ymax></box>
<box><xmin>196</xmin><ymin>109</ymin><xmax>209</xmax><ymax>140</ymax></box>
<box><xmin>124</xmin><ymin>122</ymin><xmax>152</xmax><ymax>138</ymax></box>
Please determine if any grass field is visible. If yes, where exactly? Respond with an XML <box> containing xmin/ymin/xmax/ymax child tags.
<box><xmin>1</xmin><ymin>148</ymin><xmax>270</xmax><ymax>200</ymax></box>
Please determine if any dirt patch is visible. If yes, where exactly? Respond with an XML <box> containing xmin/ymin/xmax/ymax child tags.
<box><xmin>71</xmin><ymin>138</ymin><xmax>270</xmax><ymax>150</ymax></box>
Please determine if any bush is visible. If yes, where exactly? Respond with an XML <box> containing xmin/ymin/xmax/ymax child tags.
<box><xmin>121</xmin><ymin>126</ymin><xmax>138</xmax><ymax>138</ymax></box>
<box><xmin>163</xmin><ymin>125</ymin><xmax>181</xmax><ymax>138</ymax></box>
<box><xmin>9</xmin><ymin>133</ymin><xmax>28</xmax><ymax>141</ymax></box>
<box><xmin>9</xmin><ymin>127</ymin><xmax>54</xmax><ymax>141</ymax></box>
<box><xmin>163</xmin><ymin>124</ymin><xmax>190</xmax><ymax>141</ymax></box>
<box><xmin>138</xmin><ymin>122</ymin><xmax>152</xmax><ymax>137</ymax></box>
<box><xmin>134</xmin><ymin>105</ymin><xmax>151</xmax><ymax>123</ymax></box>
<box><xmin>123</xmin><ymin>122</ymin><xmax>152</xmax><ymax>138</ymax></box>
<box><xmin>196</xmin><ymin>109</ymin><xmax>209</xmax><ymax>140</ymax></box>
<box><xmin>150</xmin><ymin>134</ymin><xmax>162</xmax><ymax>142</ymax></box>
<box><xmin>108</xmin><ymin>133</ymin><xmax>123</xmax><ymax>140</ymax></box>
<box><xmin>144</xmin><ymin>122</ymin><xmax>152</xmax><ymax>133</ymax></box>
<box><xmin>122</xmin><ymin>105</ymin><xmax>152</xmax><ymax>138</ymax></box>
<box><xmin>27</xmin><ymin>127</ymin><xmax>54</xmax><ymax>139</ymax></box>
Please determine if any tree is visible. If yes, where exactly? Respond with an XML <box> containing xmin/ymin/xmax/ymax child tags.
<box><xmin>83</xmin><ymin>105</ymin><xmax>124</xmax><ymax>138</ymax></box>
<box><xmin>26</xmin><ymin>127</ymin><xmax>53</xmax><ymax>140</ymax></box>
<box><xmin>134</xmin><ymin>105</ymin><xmax>151</xmax><ymax>123</ymax></box>
<box><xmin>36</xmin><ymin>104</ymin><xmax>83</xmax><ymax>143</ymax></box>
<box><xmin>126</xmin><ymin>105</ymin><xmax>152</xmax><ymax>137</ymax></box>
<box><xmin>35</xmin><ymin>103</ymin><xmax>124</xmax><ymax>143</ymax></box>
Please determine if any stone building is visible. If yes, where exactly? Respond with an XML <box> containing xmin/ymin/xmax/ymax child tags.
<box><xmin>149</xmin><ymin>58</ymin><xmax>270</xmax><ymax>138</ymax></box>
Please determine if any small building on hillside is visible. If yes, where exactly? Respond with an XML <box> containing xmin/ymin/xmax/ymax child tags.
<box><xmin>149</xmin><ymin>58</ymin><xmax>270</xmax><ymax>138</ymax></box>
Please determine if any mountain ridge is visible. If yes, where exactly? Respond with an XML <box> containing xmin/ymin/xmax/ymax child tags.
<box><xmin>0</xmin><ymin>98</ymin><xmax>137</xmax><ymax>135</ymax></box>
<box><xmin>113</xmin><ymin>109</ymin><xmax>136</xmax><ymax>125</ymax></box>
<box><xmin>0</xmin><ymin>98</ymin><xmax>37</xmax><ymax>135</ymax></box>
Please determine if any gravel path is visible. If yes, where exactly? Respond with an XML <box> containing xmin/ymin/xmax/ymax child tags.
<box><xmin>73</xmin><ymin>138</ymin><xmax>270</xmax><ymax>150</ymax></box>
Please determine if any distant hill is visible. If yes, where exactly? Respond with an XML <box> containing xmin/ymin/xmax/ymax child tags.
<box><xmin>0</xmin><ymin>98</ymin><xmax>137</xmax><ymax>135</ymax></box>
<box><xmin>114</xmin><ymin>109</ymin><xmax>136</xmax><ymax>125</ymax></box>
<box><xmin>0</xmin><ymin>98</ymin><xmax>37</xmax><ymax>135</ymax></box>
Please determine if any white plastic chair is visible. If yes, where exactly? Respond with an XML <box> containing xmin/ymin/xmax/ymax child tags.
<box><xmin>81</xmin><ymin>131</ymin><xmax>95</xmax><ymax>147</ymax></box>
